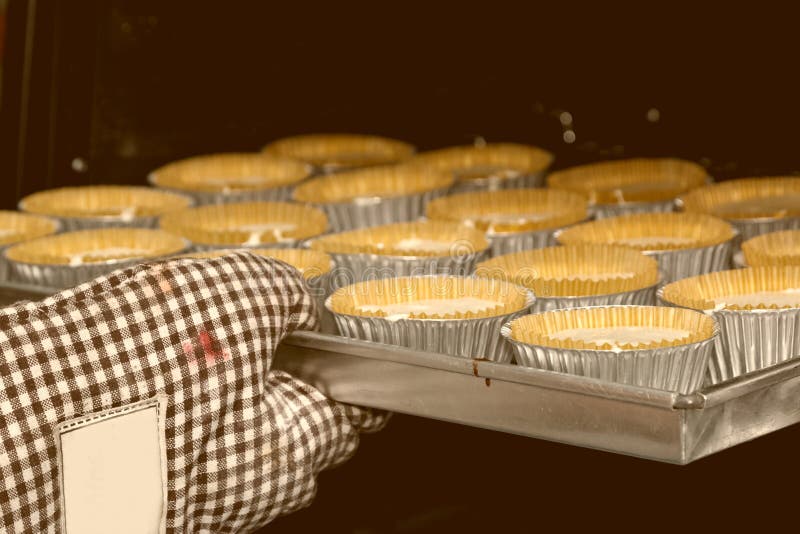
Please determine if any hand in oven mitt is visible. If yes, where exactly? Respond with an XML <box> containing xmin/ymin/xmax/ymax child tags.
<box><xmin>0</xmin><ymin>252</ymin><xmax>387</xmax><ymax>533</ymax></box>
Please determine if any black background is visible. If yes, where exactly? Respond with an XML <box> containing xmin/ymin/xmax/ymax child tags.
<box><xmin>1</xmin><ymin>1</ymin><xmax>798</xmax><ymax>532</ymax></box>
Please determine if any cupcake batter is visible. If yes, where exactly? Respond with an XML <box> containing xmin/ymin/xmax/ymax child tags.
<box><xmin>68</xmin><ymin>247</ymin><xmax>152</xmax><ymax>266</ymax></box>
<box><xmin>357</xmin><ymin>297</ymin><xmax>502</xmax><ymax>320</ymax></box>
<box><xmin>391</xmin><ymin>238</ymin><xmax>453</xmax><ymax>254</ymax></box>
<box><xmin>547</xmin><ymin>326</ymin><xmax>691</xmax><ymax>348</ymax></box>
<box><xmin>236</xmin><ymin>222</ymin><xmax>297</xmax><ymax>245</ymax></box>
<box><xmin>615</xmin><ymin>236</ymin><xmax>698</xmax><ymax>249</ymax></box>
<box><xmin>714</xmin><ymin>288</ymin><xmax>800</xmax><ymax>308</ymax></box>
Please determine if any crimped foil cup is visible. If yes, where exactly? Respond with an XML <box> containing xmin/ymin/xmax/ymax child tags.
<box><xmin>555</xmin><ymin>212</ymin><xmax>737</xmax><ymax>283</ymax></box>
<box><xmin>503</xmin><ymin>305</ymin><xmax>717</xmax><ymax>393</ymax></box>
<box><xmin>741</xmin><ymin>230</ymin><xmax>800</xmax><ymax>267</ymax></box>
<box><xmin>408</xmin><ymin>143</ymin><xmax>554</xmax><ymax>193</ymax></box>
<box><xmin>309</xmin><ymin>221</ymin><xmax>490</xmax><ymax>288</ymax></box>
<box><xmin>328</xmin><ymin>275</ymin><xmax>535</xmax><ymax>362</ymax></box>
<box><xmin>159</xmin><ymin>201</ymin><xmax>328</xmax><ymax>250</ymax></box>
<box><xmin>426</xmin><ymin>189</ymin><xmax>589</xmax><ymax>256</ymax></box>
<box><xmin>679</xmin><ymin>177</ymin><xmax>800</xmax><ymax>241</ymax></box>
<box><xmin>262</xmin><ymin>134</ymin><xmax>416</xmax><ymax>173</ymax></box>
<box><xmin>148</xmin><ymin>153</ymin><xmax>312</xmax><ymax>205</ymax></box>
<box><xmin>547</xmin><ymin>158</ymin><xmax>709</xmax><ymax>218</ymax></box>
<box><xmin>293</xmin><ymin>165</ymin><xmax>454</xmax><ymax>232</ymax></box>
<box><xmin>659</xmin><ymin>266</ymin><xmax>800</xmax><ymax>384</ymax></box>
<box><xmin>5</xmin><ymin>228</ymin><xmax>189</xmax><ymax>289</ymax></box>
<box><xmin>0</xmin><ymin>211</ymin><xmax>61</xmax><ymax>281</ymax></box>
<box><xmin>177</xmin><ymin>247</ymin><xmax>337</xmax><ymax>332</ymax></box>
<box><xmin>18</xmin><ymin>185</ymin><xmax>193</xmax><ymax>230</ymax></box>
<box><xmin>476</xmin><ymin>244</ymin><xmax>660</xmax><ymax>311</ymax></box>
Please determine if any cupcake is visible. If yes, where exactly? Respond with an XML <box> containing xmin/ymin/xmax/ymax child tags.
<box><xmin>547</xmin><ymin>158</ymin><xmax>709</xmax><ymax>219</ymax></box>
<box><xmin>476</xmin><ymin>245</ymin><xmax>660</xmax><ymax>311</ymax></box>
<box><xmin>425</xmin><ymin>189</ymin><xmax>589</xmax><ymax>256</ymax></box>
<box><xmin>5</xmin><ymin>228</ymin><xmax>188</xmax><ymax>288</ymax></box>
<box><xmin>742</xmin><ymin>230</ymin><xmax>800</xmax><ymax>267</ymax></box>
<box><xmin>19</xmin><ymin>185</ymin><xmax>192</xmax><ymax>230</ymax></box>
<box><xmin>503</xmin><ymin>305</ymin><xmax>717</xmax><ymax>393</ymax></box>
<box><xmin>0</xmin><ymin>211</ymin><xmax>61</xmax><ymax>281</ymax></box>
<box><xmin>293</xmin><ymin>165</ymin><xmax>453</xmax><ymax>232</ymax></box>
<box><xmin>148</xmin><ymin>153</ymin><xmax>311</xmax><ymax>205</ymax></box>
<box><xmin>262</xmin><ymin>134</ymin><xmax>415</xmax><ymax>173</ymax></box>
<box><xmin>159</xmin><ymin>201</ymin><xmax>328</xmax><ymax>250</ymax></box>
<box><xmin>409</xmin><ymin>143</ymin><xmax>554</xmax><ymax>193</ymax></box>
<box><xmin>679</xmin><ymin>176</ymin><xmax>800</xmax><ymax>241</ymax></box>
<box><xmin>309</xmin><ymin>221</ymin><xmax>490</xmax><ymax>288</ymax></box>
<box><xmin>659</xmin><ymin>266</ymin><xmax>800</xmax><ymax>384</ymax></box>
<box><xmin>178</xmin><ymin>248</ymin><xmax>336</xmax><ymax>332</ymax></box>
<box><xmin>555</xmin><ymin>213</ymin><xmax>736</xmax><ymax>283</ymax></box>
<box><xmin>328</xmin><ymin>275</ymin><xmax>535</xmax><ymax>362</ymax></box>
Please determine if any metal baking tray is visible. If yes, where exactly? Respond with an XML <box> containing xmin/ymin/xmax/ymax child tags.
<box><xmin>2</xmin><ymin>282</ymin><xmax>798</xmax><ymax>465</ymax></box>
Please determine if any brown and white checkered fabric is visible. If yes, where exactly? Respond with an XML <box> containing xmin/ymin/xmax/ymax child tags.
<box><xmin>0</xmin><ymin>252</ymin><xmax>387</xmax><ymax>532</ymax></box>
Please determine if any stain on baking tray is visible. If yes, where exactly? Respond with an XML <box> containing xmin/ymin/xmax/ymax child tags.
<box><xmin>471</xmin><ymin>357</ymin><xmax>490</xmax><ymax>378</ymax></box>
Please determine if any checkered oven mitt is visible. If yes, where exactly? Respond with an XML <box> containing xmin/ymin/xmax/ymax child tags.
<box><xmin>0</xmin><ymin>252</ymin><xmax>388</xmax><ymax>533</ymax></box>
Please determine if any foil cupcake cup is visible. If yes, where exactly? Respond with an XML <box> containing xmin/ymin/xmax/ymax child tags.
<box><xmin>547</xmin><ymin>158</ymin><xmax>709</xmax><ymax>215</ymax></box>
<box><xmin>659</xmin><ymin>266</ymin><xmax>800</xmax><ymax>384</ymax></box>
<box><xmin>555</xmin><ymin>212</ymin><xmax>737</xmax><ymax>283</ymax></box>
<box><xmin>18</xmin><ymin>185</ymin><xmax>193</xmax><ymax>230</ymax></box>
<box><xmin>408</xmin><ymin>143</ymin><xmax>553</xmax><ymax>193</ymax></box>
<box><xmin>426</xmin><ymin>188</ymin><xmax>589</xmax><ymax>255</ymax></box>
<box><xmin>148</xmin><ymin>153</ymin><xmax>312</xmax><ymax>205</ymax></box>
<box><xmin>503</xmin><ymin>305</ymin><xmax>718</xmax><ymax>393</ymax></box>
<box><xmin>679</xmin><ymin>176</ymin><xmax>800</xmax><ymax>241</ymax></box>
<box><xmin>177</xmin><ymin>247</ymin><xmax>337</xmax><ymax>332</ymax></box>
<box><xmin>476</xmin><ymin>244</ymin><xmax>661</xmax><ymax>311</ymax></box>
<box><xmin>5</xmin><ymin>228</ymin><xmax>189</xmax><ymax>289</ymax></box>
<box><xmin>0</xmin><ymin>211</ymin><xmax>62</xmax><ymax>282</ymax></box>
<box><xmin>159</xmin><ymin>201</ymin><xmax>328</xmax><ymax>249</ymax></box>
<box><xmin>741</xmin><ymin>230</ymin><xmax>800</xmax><ymax>267</ymax></box>
<box><xmin>293</xmin><ymin>165</ymin><xmax>454</xmax><ymax>232</ymax></box>
<box><xmin>310</xmin><ymin>221</ymin><xmax>490</xmax><ymax>288</ymax></box>
<box><xmin>262</xmin><ymin>134</ymin><xmax>416</xmax><ymax>173</ymax></box>
<box><xmin>327</xmin><ymin>275</ymin><xmax>535</xmax><ymax>362</ymax></box>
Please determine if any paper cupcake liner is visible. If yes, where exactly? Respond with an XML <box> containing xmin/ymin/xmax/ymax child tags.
<box><xmin>503</xmin><ymin>305</ymin><xmax>717</xmax><ymax>393</ymax></box>
<box><xmin>590</xmin><ymin>198</ymin><xmax>676</xmax><ymax>219</ymax></box>
<box><xmin>742</xmin><ymin>230</ymin><xmax>800</xmax><ymax>267</ymax></box>
<box><xmin>0</xmin><ymin>212</ymin><xmax>62</xmax><ymax>282</ymax></box>
<box><xmin>262</xmin><ymin>134</ymin><xmax>416</xmax><ymax>172</ymax></box>
<box><xmin>547</xmin><ymin>158</ymin><xmax>709</xmax><ymax>205</ymax></box>
<box><xmin>5</xmin><ymin>228</ymin><xmax>189</xmax><ymax>289</ymax></box>
<box><xmin>475</xmin><ymin>245</ymin><xmax>659</xmax><ymax>299</ymax></box>
<box><xmin>658</xmin><ymin>266</ymin><xmax>800</xmax><ymax>383</ymax></box>
<box><xmin>148</xmin><ymin>153</ymin><xmax>312</xmax><ymax>204</ymax></box>
<box><xmin>159</xmin><ymin>201</ymin><xmax>328</xmax><ymax>248</ymax></box>
<box><xmin>19</xmin><ymin>186</ymin><xmax>193</xmax><ymax>231</ymax></box>
<box><xmin>328</xmin><ymin>275</ymin><xmax>535</xmax><ymax>362</ymax></box>
<box><xmin>309</xmin><ymin>221</ymin><xmax>490</xmax><ymax>257</ymax></box>
<box><xmin>426</xmin><ymin>188</ymin><xmax>588</xmax><ymax>236</ymax></box>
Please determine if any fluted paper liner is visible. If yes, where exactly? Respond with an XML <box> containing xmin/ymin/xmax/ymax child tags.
<box><xmin>409</xmin><ymin>143</ymin><xmax>553</xmax><ymax>180</ymax></box>
<box><xmin>0</xmin><ymin>211</ymin><xmax>59</xmax><ymax>246</ymax></box>
<box><xmin>149</xmin><ymin>153</ymin><xmax>311</xmax><ymax>193</ymax></box>
<box><xmin>476</xmin><ymin>245</ymin><xmax>659</xmax><ymax>297</ymax></box>
<box><xmin>310</xmin><ymin>221</ymin><xmax>489</xmax><ymax>257</ymax></box>
<box><xmin>294</xmin><ymin>165</ymin><xmax>453</xmax><ymax>204</ymax></box>
<box><xmin>262</xmin><ymin>134</ymin><xmax>415</xmax><ymax>170</ymax></box>
<box><xmin>547</xmin><ymin>158</ymin><xmax>708</xmax><ymax>205</ymax></box>
<box><xmin>159</xmin><ymin>201</ymin><xmax>327</xmax><ymax>247</ymax></box>
<box><xmin>680</xmin><ymin>177</ymin><xmax>800</xmax><ymax>220</ymax></box>
<box><xmin>742</xmin><ymin>230</ymin><xmax>800</xmax><ymax>267</ymax></box>
<box><xmin>660</xmin><ymin>266</ymin><xmax>800</xmax><ymax>311</ymax></box>
<box><xmin>177</xmin><ymin>248</ymin><xmax>333</xmax><ymax>279</ymax></box>
<box><xmin>556</xmin><ymin>213</ymin><xmax>735</xmax><ymax>251</ymax></box>
<box><xmin>5</xmin><ymin>228</ymin><xmax>186</xmax><ymax>265</ymax></box>
<box><xmin>20</xmin><ymin>185</ymin><xmax>191</xmax><ymax>220</ymax></box>
<box><xmin>328</xmin><ymin>275</ymin><xmax>532</xmax><ymax>320</ymax></box>
<box><xmin>508</xmin><ymin>305</ymin><xmax>715</xmax><ymax>351</ymax></box>
<box><xmin>426</xmin><ymin>189</ymin><xmax>588</xmax><ymax>234</ymax></box>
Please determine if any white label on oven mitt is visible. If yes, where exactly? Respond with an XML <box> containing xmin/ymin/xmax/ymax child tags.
<box><xmin>56</xmin><ymin>396</ymin><xmax>168</xmax><ymax>534</ymax></box>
